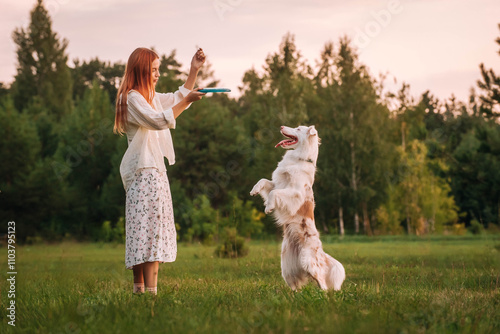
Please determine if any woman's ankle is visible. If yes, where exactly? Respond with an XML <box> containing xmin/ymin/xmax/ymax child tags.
<box><xmin>133</xmin><ymin>283</ymin><xmax>145</xmax><ymax>294</ymax></box>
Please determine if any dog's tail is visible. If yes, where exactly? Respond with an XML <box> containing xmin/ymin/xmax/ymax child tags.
<box><xmin>325</xmin><ymin>253</ymin><xmax>346</xmax><ymax>291</ymax></box>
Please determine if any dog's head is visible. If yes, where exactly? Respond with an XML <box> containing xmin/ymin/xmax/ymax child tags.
<box><xmin>275</xmin><ymin>125</ymin><xmax>319</xmax><ymax>150</ymax></box>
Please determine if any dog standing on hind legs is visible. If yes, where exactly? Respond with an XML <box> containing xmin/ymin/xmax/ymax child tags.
<box><xmin>250</xmin><ymin>125</ymin><xmax>346</xmax><ymax>291</ymax></box>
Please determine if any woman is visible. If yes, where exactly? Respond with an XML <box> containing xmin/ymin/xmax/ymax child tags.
<box><xmin>114</xmin><ymin>47</ymin><xmax>206</xmax><ymax>295</ymax></box>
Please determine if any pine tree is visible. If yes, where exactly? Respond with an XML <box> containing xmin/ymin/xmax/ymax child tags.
<box><xmin>11</xmin><ymin>0</ymin><xmax>72</xmax><ymax>118</ymax></box>
<box><xmin>476</xmin><ymin>24</ymin><xmax>500</xmax><ymax>119</ymax></box>
<box><xmin>263</xmin><ymin>33</ymin><xmax>312</xmax><ymax>125</ymax></box>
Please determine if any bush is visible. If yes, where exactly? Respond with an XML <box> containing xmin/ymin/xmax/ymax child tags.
<box><xmin>486</xmin><ymin>223</ymin><xmax>500</xmax><ymax>234</ymax></box>
<box><xmin>97</xmin><ymin>218</ymin><xmax>125</xmax><ymax>243</ymax></box>
<box><xmin>223</xmin><ymin>193</ymin><xmax>264</xmax><ymax>238</ymax></box>
<box><xmin>182</xmin><ymin>194</ymin><xmax>264</xmax><ymax>245</ymax></box>
<box><xmin>468</xmin><ymin>219</ymin><xmax>484</xmax><ymax>235</ymax></box>
<box><xmin>182</xmin><ymin>195</ymin><xmax>222</xmax><ymax>245</ymax></box>
<box><xmin>444</xmin><ymin>223</ymin><xmax>467</xmax><ymax>236</ymax></box>
<box><xmin>214</xmin><ymin>227</ymin><xmax>249</xmax><ymax>258</ymax></box>
<box><xmin>25</xmin><ymin>235</ymin><xmax>44</xmax><ymax>245</ymax></box>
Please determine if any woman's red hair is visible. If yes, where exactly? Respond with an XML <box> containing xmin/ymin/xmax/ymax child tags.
<box><xmin>114</xmin><ymin>47</ymin><xmax>159</xmax><ymax>135</ymax></box>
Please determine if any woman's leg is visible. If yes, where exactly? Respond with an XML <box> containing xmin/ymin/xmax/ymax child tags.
<box><xmin>143</xmin><ymin>261</ymin><xmax>159</xmax><ymax>295</ymax></box>
<box><xmin>132</xmin><ymin>263</ymin><xmax>145</xmax><ymax>294</ymax></box>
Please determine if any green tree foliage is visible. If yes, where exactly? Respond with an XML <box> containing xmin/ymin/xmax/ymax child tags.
<box><xmin>378</xmin><ymin>141</ymin><xmax>458</xmax><ymax>235</ymax></box>
<box><xmin>263</xmin><ymin>33</ymin><xmax>312</xmax><ymax>125</ymax></box>
<box><xmin>0</xmin><ymin>98</ymin><xmax>67</xmax><ymax>240</ymax></box>
<box><xmin>311</xmin><ymin>38</ymin><xmax>397</xmax><ymax>235</ymax></box>
<box><xmin>0</xmin><ymin>99</ymin><xmax>40</xmax><ymax>185</ymax></box>
<box><xmin>71</xmin><ymin>58</ymin><xmax>125</xmax><ymax>104</ymax></box>
<box><xmin>169</xmin><ymin>96</ymin><xmax>246</xmax><ymax>208</ymax></box>
<box><xmin>451</xmin><ymin>122</ymin><xmax>500</xmax><ymax>227</ymax></box>
<box><xmin>99</xmin><ymin>137</ymin><xmax>127</xmax><ymax>225</ymax></box>
<box><xmin>52</xmin><ymin>82</ymin><xmax>117</xmax><ymax>237</ymax></box>
<box><xmin>0</xmin><ymin>99</ymin><xmax>41</xmax><ymax>232</ymax></box>
<box><xmin>0</xmin><ymin>83</ymin><xmax>9</xmax><ymax>100</ymax></box>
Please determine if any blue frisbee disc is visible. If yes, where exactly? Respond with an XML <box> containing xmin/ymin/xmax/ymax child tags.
<box><xmin>198</xmin><ymin>88</ymin><xmax>231</xmax><ymax>93</ymax></box>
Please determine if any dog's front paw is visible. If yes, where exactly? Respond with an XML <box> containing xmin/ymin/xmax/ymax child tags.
<box><xmin>251</xmin><ymin>179</ymin><xmax>273</xmax><ymax>197</ymax></box>
<box><xmin>265</xmin><ymin>202</ymin><xmax>275</xmax><ymax>214</ymax></box>
<box><xmin>250</xmin><ymin>182</ymin><xmax>263</xmax><ymax>196</ymax></box>
<box><xmin>250</xmin><ymin>185</ymin><xmax>259</xmax><ymax>197</ymax></box>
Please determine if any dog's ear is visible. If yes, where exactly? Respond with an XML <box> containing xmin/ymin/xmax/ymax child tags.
<box><xmin>308</xmin><ymin>126</ymin><xmax>318</xmax><ymax>136</ymax></box>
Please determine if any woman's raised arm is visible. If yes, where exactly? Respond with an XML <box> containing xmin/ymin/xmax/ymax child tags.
<box><xmin>184</xmin><ymin>48</ymin><xmax>206</xmax><ymax>90</ymax></box>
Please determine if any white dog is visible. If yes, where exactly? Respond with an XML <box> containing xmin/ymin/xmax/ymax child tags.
<box><xmin>250</xmin><ymin>125</ymin><xmax>345</xmax><ymax>291</ymax></box>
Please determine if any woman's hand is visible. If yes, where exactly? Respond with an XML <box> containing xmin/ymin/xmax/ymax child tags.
<box><xmin>191</xmin><ymin>48</ymin><xmax>206</xmax><ymax>72</ymax></box>
<box><xmin>185</xmin><ymin>88</ymin><xmax>206</xmax><ymax>103</ymax></box>
<box><xmin>172</xmin><ymin>88</ymin><xmax>205</xmax><ymax>119</ymax></box>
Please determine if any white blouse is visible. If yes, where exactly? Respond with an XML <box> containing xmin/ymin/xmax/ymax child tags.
<box><xmin>119</xmin><ymin>85</ymin><xmax>192</xmax><ymax>191</ymax></box>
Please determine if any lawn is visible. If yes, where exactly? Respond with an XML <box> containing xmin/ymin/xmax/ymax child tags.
<box><xmin>1</xmin><ymin>236</ymin><xmax>499</xmax><ymax>333</ymax></box>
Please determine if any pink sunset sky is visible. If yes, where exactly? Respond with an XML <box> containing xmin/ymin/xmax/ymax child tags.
<box><xmin>1</xmin><ymin>0</ymin><xmax>499</xmax><ymax>102</ymax></box>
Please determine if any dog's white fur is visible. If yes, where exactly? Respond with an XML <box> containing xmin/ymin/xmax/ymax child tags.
<box><xmin>250</xmin><ymin>125</ymin><xmax>345</xmax><ymax>291</ymax></box>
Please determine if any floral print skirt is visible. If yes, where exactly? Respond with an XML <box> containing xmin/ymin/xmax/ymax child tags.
<box><xmin>125</xmin><ymin>168</ymin><xmax>177</xmax><ymax>269</ymax></box>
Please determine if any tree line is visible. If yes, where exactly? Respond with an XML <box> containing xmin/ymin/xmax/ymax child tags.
<box><xmin>1</xmin><ymin>1</ymin><xmax>499</xmax><ymax>242</ymax></box>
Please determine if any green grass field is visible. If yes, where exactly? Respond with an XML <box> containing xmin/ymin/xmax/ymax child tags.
<box><xmin>1</xmin><ymin>236</ymin><xmax>500</xmax><ymax>333</ymax></box>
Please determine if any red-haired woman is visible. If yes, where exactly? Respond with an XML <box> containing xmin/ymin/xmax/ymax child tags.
<box><xmin>114</xmin><ymin>47</ymin><xmax>205</xmax><ymax>295</ymax></box>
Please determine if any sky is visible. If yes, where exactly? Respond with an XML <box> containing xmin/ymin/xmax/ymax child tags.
<box><xmin>1</xmin><ymin>0</ymin><xmax>499</xmax><ymax>102</ymax></box>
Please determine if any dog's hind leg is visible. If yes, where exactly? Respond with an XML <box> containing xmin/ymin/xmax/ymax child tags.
<box><xmin>281</xmin><ymin>238</ymin><xmax>308</xmax><ymax>291</ymax></box>
<box><xmin>282</xmin><ymin>270</ymin><xmax>309</xmax><ymax>291</ymax></box>
<box><xmin>324</xmin><ymin>253</ymin><xmax>346</xmax><ymax>291</ymax></box>
<box><xmin>300</xmin><ymin>247</ymin><xmax>329</xmax><ymax>290</ymax></box>
<box><xmin>311</xmin><ymin>275</ymin><xmax>328</xmax><ymax>290</ymax></box>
